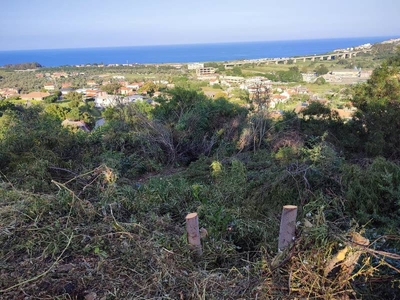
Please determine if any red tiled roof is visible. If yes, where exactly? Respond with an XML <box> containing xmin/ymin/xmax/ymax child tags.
<box><xmin>20</xmin><ymin>92</ymin><xmax>50</xmax><ymax>99</ymax></box>
<box><xmin>272</xmin><ymin>95</ymin><xmax>287</xmax><ymax>99</ymax></box>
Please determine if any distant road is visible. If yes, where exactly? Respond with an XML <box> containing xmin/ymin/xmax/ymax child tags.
<box><xmin>224</xmin><ymin>49</ymin><xmax>372</xmax><ymax>68</ymax></box>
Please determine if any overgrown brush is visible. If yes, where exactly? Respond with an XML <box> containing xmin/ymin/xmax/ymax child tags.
<box><xmin>0</xmin><ymin>166</ymin><xmax>268</xmax><ymax>299</ymax></box>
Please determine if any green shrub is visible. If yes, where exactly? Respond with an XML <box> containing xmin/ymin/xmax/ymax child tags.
<box><xmin>342</xmin><ymin>157</ymin><xmax>400</xmax><ymax>227</ymax></box>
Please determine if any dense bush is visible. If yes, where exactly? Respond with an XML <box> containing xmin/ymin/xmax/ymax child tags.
<box><xmin>342</xmin><ymin>157</ymin><xmax>400</xmax><ymax>226</ymax></box>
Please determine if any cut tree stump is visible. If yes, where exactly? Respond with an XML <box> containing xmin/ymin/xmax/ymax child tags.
<box><xmin>185</xmin><ymin>212</ymin><xmax>202</xmax><ymax>256</ymax></box>
<box><xmin>278</xmin><ymin>205</ymin><xmax>298</xmax><ymax>251</ymax></box>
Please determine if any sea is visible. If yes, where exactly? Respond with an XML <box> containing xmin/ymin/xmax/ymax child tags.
<box><xmin>0</xmin><ymin>36</ymin><xmax>397</xmax><ymax>67</ymax></box>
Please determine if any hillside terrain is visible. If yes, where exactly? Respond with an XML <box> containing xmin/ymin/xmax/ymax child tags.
<box><xmin>1</xmin><ymin>46</ymin><xmax>400</xmax><ymax>299</ymax></box>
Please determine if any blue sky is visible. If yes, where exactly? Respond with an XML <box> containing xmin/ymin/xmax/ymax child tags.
<box><xmin>1</xmin><ymin>0</ymin><xmax>399</xmax><ymax>50</ymax></box>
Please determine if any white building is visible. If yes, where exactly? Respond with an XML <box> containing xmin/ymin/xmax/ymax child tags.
<box><xmin>219</xmin><ymin>76</ymin><xmax>245</xmax><ymax>84</ymax></box>
<box><xmin>188</xmin><ymin>63</ymin><xmax>204</xmax><ymax>70</ymax></box>
<box><xmin>153</xmin><ymin>80</ymin><xmax>169</xmax><ymax>85</ymax></box>
<box><xmin>240</xmin><ymin>77</ymin><xmax>272</xmax><ymax>91</ymax></box>
<box><xmin>209</xmin><ymin>79</ymin><xmax>220</xmax><ymax>86</ymax></box>
<box><xmin>94</xmin><ymin>92</ymin><xmax>123</xmax><ymax>108</ymax></box>
<box><xmin>245</xmin><ymin>77</ymin><xmax>264</xmax><ymax>85</ymax></box>
<box><xmin>197</xmin><ymin>74</ymin><xmax>218</xmax><ymax>81</ymax></box>
<box><xmin>95</xmin><ymin>92</ymin><xmax>154</xmax><ymax>108</ymax></box>
<box><xmin>196</xmin><ymin>67</ymin><xmax>216</xmax><ymax>76</ymax></box>
<box><xmin>123</xmin><ymin>94</ymin><xmax>148</xmax><ymax>103</ymax></box>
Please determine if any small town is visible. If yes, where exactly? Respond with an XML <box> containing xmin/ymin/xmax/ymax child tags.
<box><xmin>0</xmin><ymin>40</ymin><xmax>387</xmax><ymax>132</ymax></box>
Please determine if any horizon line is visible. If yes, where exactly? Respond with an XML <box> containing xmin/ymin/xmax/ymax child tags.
<box><xmin>1</xmin><ymin>35</ymin><xmax>398</xmax><ymax>52</ymax></box>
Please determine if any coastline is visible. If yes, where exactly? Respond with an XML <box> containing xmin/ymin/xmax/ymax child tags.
<box><xmin>154</xmin><ymin>36</ymin><xmax>400</xmax><ymax>66</ymax></box>
<box><xmin>0</xmin><ymin>36</ymin><xmax>398</xmax><ymax>68</ymax></box>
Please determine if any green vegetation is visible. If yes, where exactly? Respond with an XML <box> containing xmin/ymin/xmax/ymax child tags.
<box><xmin>315</xmin><ymin>76</ymin><xmax>326</xmax><ymax>85</ymax></box>
<box><xmin>314</xmin><ymin>64</ymin><xmax>329</xmax><ymax>76</ymax></box>
<box><xmin>227</xmin><ymin>66</ymin><xmax>243</xmax><ymax>76</ymax></box>
<box><xmin>138</xmin><ymin>81</ymin><xmax>158</xmax><ymax>96</ymax></box>
<box><xmin>276</xmin><ymin>66</ymin><xmax>303</xmax><ymax>82</ymax></box>
<box><xmin>1</xmin><ymin>51</ymin><xmax>400</xmax><ymax>299</ymax></box>
<box><xmin>0</xmin><ymin>64</ymin><xmax>184</xmax><ymax>94</ymax></box>
<box><xmin>100</xmin><ymin>82</ymin><xmax>122</xmax><ymax>94</ymax></box>
<box><xmin>65</xmin><ymin>91</ymin><xmax>83</xmax><ymax>108</ymax></box>
<box><xmin>352</xmin><ymin>53</ymin><xmax>400</xmax><ymax>157</ymax></box>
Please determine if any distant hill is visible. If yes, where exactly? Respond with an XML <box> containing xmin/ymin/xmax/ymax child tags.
<box><xmin>2</xmin><ymin>62</ymin><xmax>42</xmax><ymax>70</ymax></box>
<box><xmin>371</xmin><ymin>38</ymin><xmax>400</xmax><ymax>57</ymax></box>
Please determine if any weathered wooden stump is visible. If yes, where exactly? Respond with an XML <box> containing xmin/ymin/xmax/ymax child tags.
<box><xmin>185</xmin><ymin>212</ymin><xmax>202</xmax><ymax>256</ymax></box>
<box><xmin>278</xmin><ymin>205</ymin><xmax>298</xmax><ymax>251</ymax></box>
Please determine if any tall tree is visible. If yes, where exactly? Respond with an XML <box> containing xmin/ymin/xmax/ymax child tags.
<box><xmin>66</xmin><ymin>91</ymin><xmax>83</xmax><ymax>108</ymax></box>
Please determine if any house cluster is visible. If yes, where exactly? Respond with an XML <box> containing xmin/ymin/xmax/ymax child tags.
<box><xmin>0</xmin><ymin>85</ymin><xmax>53</xmax><ymax>101</ymax></box>
<box><xmin>51</xmin><ymin>72</ymin><xmax>69</xmax><ymax>79</ymax></box>
<box><xmin>0</xmin><ymin>87</ymin><xmax>52</xmax><ymax>101</ymax></box>
<box><xmin>381</xmin><ymin>38</ymin><xmax>400</xmax><ymax>45</ymax></box>
<box><xmin>94</xmin><ymin>92</ymin><xmax>153</xmax><ymax>109</ymax></box>
<box><xmin>208</xmin><ymin>75</ymin><xmax>272</xmax><ymax>88</ymax></box>
<box><xmin>36</xmin><ymin>71</ymin><xmax>73</xmax><ymax>79</ymax></box>
<box><xmin>206</xmin><ymin>75</ymin><xmax>309</xmax><ymax>108</ymax></box>
<box><xmin>70</xmin><ymin>63</ymin><xmax>184</xmax><ymax>69</ymax></box>
<box><xmin>354</xmin><ymin>43</ymin><xmax>372</xmax><ymax>50</ymax></box>
<box><xmin>91</xmin><ymin>78</ymin><xmax>177</xmax><ymax>108</ymax></box>
<box><xmin>65</xmin><ymin>80</ymin><xmax>147</xmax><ymax>106</ymax></box>
<box><xmin>62</xmin><ymin>78</ymin><xmax>170</xmax><ymax>108</ymax></box>
<box><xmin>240</xmin><ymin>77</ymin><xmax>272</xmax><ymax>91</ymax></box>
<box><xmin>2</xmin><ymin>68</ymin><xmax>177</xmax><ymax>105</ymax></box>
<box><xmin>0</xmin><ymin>88</ymin><xmax>19</xmax><ymax>99</ymax></box>
<box><xmin>269</xmin><ymin>85</ymin><xmax>310</xmax><ymax>109</ymax></box>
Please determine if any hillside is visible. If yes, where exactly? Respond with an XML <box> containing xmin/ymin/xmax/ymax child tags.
<box><xmin>1</xmin><ymin>52</ymin><xmax>400</xmax><ymax>299</ymax></box>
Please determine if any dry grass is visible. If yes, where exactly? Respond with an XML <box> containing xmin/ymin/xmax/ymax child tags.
<box><xmin>1</xmin><ymin>166</ymin><xmax>399</xmax><ymax>299</ymax></box>
<box><xmin>263</xmin><ymin>206</ymin><xmax>400</xmax><ymax>300</ymax></box>
<box><xmin>0</xmin><ymin>169</ymin><xmax>267</xmax><ymax>299</ymax></box>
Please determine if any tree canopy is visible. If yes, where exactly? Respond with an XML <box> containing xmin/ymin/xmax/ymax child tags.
<box><xmin>352</xmin><ymin>51</ymin><xmax>400</xmax><ymax>157</ymax></box>
<box><xmin>101</xmin><ymin>83</ymin><xmax>122</xmax><ymax>94</ymax></box>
